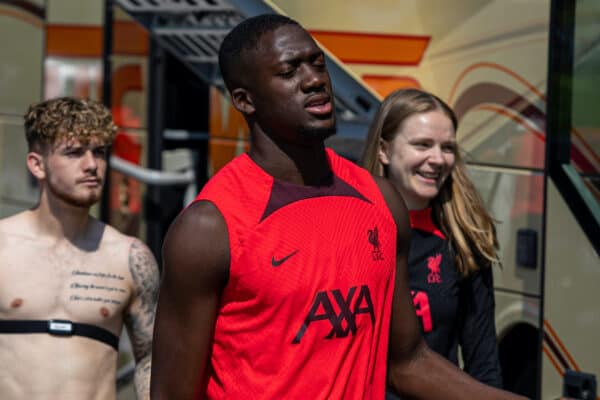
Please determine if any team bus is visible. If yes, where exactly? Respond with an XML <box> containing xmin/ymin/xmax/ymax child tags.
<box><xmin>0</xmin><ymin>1</ymin><xmax>598</xmax><ymax>399</ymax></box>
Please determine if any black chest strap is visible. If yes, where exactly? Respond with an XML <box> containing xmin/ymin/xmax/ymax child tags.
<box><xmin>0</xmin><ymin>319</ymin><xmax>119</xmax><ymax>351</ymax></box>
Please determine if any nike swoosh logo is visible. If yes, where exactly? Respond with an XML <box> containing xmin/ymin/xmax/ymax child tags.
<box><xmin>271</xmin><ymin>250</ymin><xmax>299</xmax><ymax>267</ymax></box>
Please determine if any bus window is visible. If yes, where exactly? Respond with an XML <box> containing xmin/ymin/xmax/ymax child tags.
<box><xmin>572</xmin><ymin>0</ymin><xmax>600</xmax><ymax>201</ymax></box>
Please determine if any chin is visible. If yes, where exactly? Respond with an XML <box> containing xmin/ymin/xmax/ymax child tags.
<box><xmin>413</xmin><ymin>187</ymin><xmax>438</xmax><ymax>201</ymax></box>
<box><xmin>71</xmin><ymin>196</ymin><xmax>101</xmax><ymax>208</ymax></box>
<box><xmin>299</xmin><ymin>123</ymin><xmax>337</xmax><ymax>141</ymax></box>
<box><xmin>58</xmin><ymin>192</ymin><xmax>101</xmax><ymax>208</ymax></box>
<box><xmin>418</xmin><ymin>194</ymin><xmax>438</xmax><ymax>205</ymax></box>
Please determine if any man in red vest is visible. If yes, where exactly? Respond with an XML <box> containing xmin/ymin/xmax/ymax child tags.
<box><xmin>150</xmin><ymin>14</ymin><xmax>526</xmax><ymax>400</ymax></box>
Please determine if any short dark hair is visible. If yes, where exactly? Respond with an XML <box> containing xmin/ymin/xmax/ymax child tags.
<box><xmin>24</xmin><ymin>97</ymin><xmax>117</xmax><ymax>153</ymax></box>
<box><xmin>218</xmin><ymin>14</ymin><xmax>300</xmax><ymax>91</ymax></box>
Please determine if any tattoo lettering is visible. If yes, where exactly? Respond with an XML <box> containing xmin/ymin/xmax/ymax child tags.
<box><xmin>70</xmin><ymin>282</ymin><xmax>126</xmax><ymax>293</ymax></box>
<box><xmin>69</xmin><ymin>270</ymin><xmax>127</xmax><ymax>305</ymax></box>
<box><xmin>72</xmin><ymin>270</ymin><xmax>125</xmax><ymax>280</ymax></box>
<box><xmin>69</xmin><ymin>294</ymin><xmax>122</xmax><ymax>305</ymax></box>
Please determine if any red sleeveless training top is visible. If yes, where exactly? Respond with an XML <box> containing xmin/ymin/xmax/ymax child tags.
<box><xmin>195</xmin><ymin>149</ymin><xmax>397</xmax><ymax>399</ymax></box>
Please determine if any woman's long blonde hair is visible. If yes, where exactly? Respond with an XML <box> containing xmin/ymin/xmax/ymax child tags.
<box><xmin>360</xmin><ymin>88</ymin><xmax>499</xmax><ymax>276</ymax></box>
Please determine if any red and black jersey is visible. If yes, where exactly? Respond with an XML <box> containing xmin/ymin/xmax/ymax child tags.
<box><xmin>195</xmin><ymin>148</ymin><xmax>397</xmax><ymax>399</ymax></box>
<box><xmin>405</xmin><ymin>207</ymin><xmax>502</xmax><ymax>387</ymax></box>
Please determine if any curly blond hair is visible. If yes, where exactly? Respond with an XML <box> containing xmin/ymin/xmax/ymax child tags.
<box><xmin>24</xmin><ymin>97</ymin><xmax>117</xmax><ymax>153</ymax></box>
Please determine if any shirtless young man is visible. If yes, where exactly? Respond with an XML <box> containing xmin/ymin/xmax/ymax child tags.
<box><xmin>150</xmin><ymin>15</ymin><xmax>526</xmax><ymax>400</ymax></box>
<box><xmin>0</xmin><ymin>97</ymin><xmax>159</xmax><ymax>400</ymax></box>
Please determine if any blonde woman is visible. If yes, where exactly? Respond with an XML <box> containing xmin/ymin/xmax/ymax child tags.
<box><xmin>361</xmin><ymin>88</ymin><xmax>503</xmax><ymax>390</ymax></box>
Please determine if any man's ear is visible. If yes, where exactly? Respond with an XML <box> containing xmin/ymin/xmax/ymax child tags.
<box><xmin>230</xmin><ymin>87</ymin><xmax>256</xmax><ymax>116</ymax></box>
<box><xmin>26</xmin><ymin>152</ymin><xmax>46</xmax><ymax>180</ymax></box>
<box><xmin>378</xmin><ymin>138</ymin><xmax>391</xmax><ymax>166</ymax></box>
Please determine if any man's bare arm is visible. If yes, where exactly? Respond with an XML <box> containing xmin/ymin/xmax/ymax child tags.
<box><xmin>150</xmin><ymin>201</ymin><xmax>229</xmax><ymax>400</ymax></box>
<box><xmin>375</xmin><ymin>177</ymin><xmax>527</xmax><ymax>399</ymax></box>
<box><xmin>124</xmin><ymin>239</ymin><xmax>160</xmax><ymax>400</ymax></box>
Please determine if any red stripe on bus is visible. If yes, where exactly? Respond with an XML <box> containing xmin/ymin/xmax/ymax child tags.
<box><xmin>310</xmin><ymin>30</ymin><xmax>430</xmax><ymax>66</ymax></box>
<box><xmin>361</xmin><ymin>74</ymin><xmax>420</xmax><ymax>97</ymax></box>
<box><xmin>450</xmin><ymin>63</ymin><xmax>599</xmax><ymax>166</ymax></box>
<box><xmin>543</xmin><ymin>331</ymin><xmax>571</xmax><ymax>371</ymax></box>
<box><xmin>542</xmin><ymin>344</ymin><xmax>565</xmax><ymax>377</ymax></box>
<box><xmin>544</xmin><ymin>320</ymin><xmax>581</xmax><ymax>372</ymax></box>
<box><xmin>46</xmin><ymin>22</ymin><xmax>148</xmax><ymax>58</ymax></box>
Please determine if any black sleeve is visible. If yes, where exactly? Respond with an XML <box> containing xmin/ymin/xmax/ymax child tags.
<box><xmin>459</xmin><ymin>265</ymin><xmax>503</xmax><ymax>388</ymax></box>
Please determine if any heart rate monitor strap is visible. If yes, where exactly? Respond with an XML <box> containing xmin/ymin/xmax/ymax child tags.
<box><xmin>0</xmin><ymin>319</ymin><xmax>119</xmax><ymax>351</ymax></box>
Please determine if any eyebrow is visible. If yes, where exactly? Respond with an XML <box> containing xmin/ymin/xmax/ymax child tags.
<box><xmin>61</xmin><ymin>144</ymin><xmax>82</xmax><ymax>150</ymax></box>
<box><xmin>278</xmin><ymin>48</ymin><xmax>324</xmax><ymax>65</ymax></box>
<box><xmin>407</xmin><ymin>136</ymin><xmax>457</xmax><ymax>143</ymax></box>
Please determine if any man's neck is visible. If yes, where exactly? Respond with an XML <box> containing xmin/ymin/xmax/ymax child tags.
<box><xmin>249</xmin><ymin>130</ymin><xmax>332</xmax><ymax>186</ymax></box>
<box><xmin>31</xmin><ymin>193</ymin><xmax>96</xmax><ymax>243</ymax></box>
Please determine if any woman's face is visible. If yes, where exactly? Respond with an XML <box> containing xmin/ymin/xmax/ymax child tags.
<box><xmin>379</xmin><ymin>110</ymin><xmax>456</xmax><ymax>210</ymax></box>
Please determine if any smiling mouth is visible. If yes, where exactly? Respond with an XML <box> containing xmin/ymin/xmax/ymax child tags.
<box><xmin>416</xmin><ymin>171</ymin><xmax>440</xmax><ymax>182</ymax></box>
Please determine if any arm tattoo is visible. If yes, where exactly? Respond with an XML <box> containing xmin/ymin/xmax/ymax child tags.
<box><xmin>134</xmin><ymin>355</ymin><xmax>152</xmax><ymax>400</ymax></box>
<box><xmin>125</xmin><ymin>239</ymin><xmax>159</xmax><ymax>399</ymax></box>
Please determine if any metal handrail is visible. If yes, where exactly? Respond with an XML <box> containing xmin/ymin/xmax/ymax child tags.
<box><xmin>110</xmin><ymin>155</ymin><xmax>195</xmax><ymax>186</ymax></box>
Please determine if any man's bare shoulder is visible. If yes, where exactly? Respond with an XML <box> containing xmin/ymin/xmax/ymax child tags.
<box><xmin>91</xmin><ymin>219</ymin><xmax>158</xmax><ymax>282</ymax></box>
<box><xmin>90</xmin><ymin>218</ymin><xmax>143</xmax><ymax>259</ymax></box>
<box><xmin>124</xmin><ymin>235</ymin><xmax>159</xmax><ymax>296</ymax></box>
<box><xmin>94</xmin><ymin>219</ymin><xmax>155</xmax><ymax>258</ymax></box>
<box><xmin>165</xmin><ymin>200</ymin><xmax>228</xmax><ymax>251</ymax></box>
<box><xmin>162</xmin><ymin>200</ymin><xmax>229</xmax><ymax>283</ymax></box>
<box><xmin>0</xmin><ymin>210</ymin><xmax>36</xmax><ymax>240</ymax></box>
<box><xmin>94</xmin><ymin>218</ymin><xmax>133</xmax><ymax>245</ymax></box>
<box><xmin>0</xmin><ymin>211</ymin><xmax>47</xmax><ymax>256</ymax></box>
<box><xmin>0</xmin><ymin>211</ymin><xmax>27</xmax><ymax>225</ymax></box>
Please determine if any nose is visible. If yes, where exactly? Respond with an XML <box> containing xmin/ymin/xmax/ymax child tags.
<box><xmin>300</xmin><ymin>63</ymin><xmax>327</xmax><ymax>92</ymax></box>
<box><xmin>81</xmin><ymin>150</ymin><xmax>98</xmax><ymax>173</ymax></box>
<box><xmin>427</xmin><ymin>146</ymin><xmax>445</xmax><ymax>166</ymax></box>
